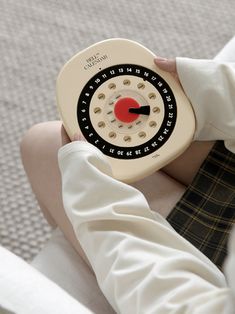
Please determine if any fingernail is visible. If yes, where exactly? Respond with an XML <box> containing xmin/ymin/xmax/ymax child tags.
<box><xmin>154</xmin><ymin>56</ymin><xmax>168</xmax><ymax>62</ymax></box>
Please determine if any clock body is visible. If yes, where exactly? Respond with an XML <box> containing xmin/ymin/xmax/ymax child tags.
<box><xmin>56</xmin><ymin>38</ymin><xmax>195</xmax><ymax>183</ymax></box>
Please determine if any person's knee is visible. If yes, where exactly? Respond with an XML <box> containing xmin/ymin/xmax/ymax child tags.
<box><xmin>20</xmin><ymin>121</ymin><xmax>62</xmax><ymax>163</ymax></box>
<box><xmin>20</xmin><ymin>122</ymin><xmax>48</xmax><ymax>159</ymax></box>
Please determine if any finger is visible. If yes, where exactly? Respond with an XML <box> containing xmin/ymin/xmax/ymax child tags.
<box><xmin>154</xmin><ymin>57</ymin><xmax>176</xmax><ymax>73</ymax></box>
<box><xmin>61</xmin><ymin>124</ymin><xmax>71</xmax><ymax>145</ymax></box>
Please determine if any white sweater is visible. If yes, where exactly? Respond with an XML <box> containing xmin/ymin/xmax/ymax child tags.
<box><xmin>58</xmin><ymin>59</ymin><xmax>235</xmax><ymax>314</ymax></box>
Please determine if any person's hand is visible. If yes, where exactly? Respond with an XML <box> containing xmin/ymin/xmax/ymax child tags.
<box><xmin>154</xmin><ymin>57</ymin><xmax>180</xmax><ymax>84</ymax></box>
<box><xmin>61</xmin><ymin>124</ymin><xmax>86</xmax><ymax>146</ymax></box>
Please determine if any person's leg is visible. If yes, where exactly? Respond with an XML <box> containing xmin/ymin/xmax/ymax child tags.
<box><xmin>162</xmin><ymin>141</ymin><xmax>215</xmax><ymax>186</ymax></box>
<box><xmin>20</xmin><ymin>121</ymin><xmax>92</xmax><ymax>269</ymax></box>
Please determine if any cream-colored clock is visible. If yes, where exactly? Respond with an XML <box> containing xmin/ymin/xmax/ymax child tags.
<box><xmin>56</xmin><ymin>38</ymin><xmax>195</xmax><ymax>183</ymax></box>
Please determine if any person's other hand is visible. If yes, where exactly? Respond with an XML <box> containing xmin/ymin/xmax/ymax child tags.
<box><xmin>61</xmin><ymin>124</ymin><xmax>86</xmax><ymax>146</ymax></box>
<box><xmin>154</xmin><ymin>57</ymin><xmax>180</xmax><ymax>84</ymax></box>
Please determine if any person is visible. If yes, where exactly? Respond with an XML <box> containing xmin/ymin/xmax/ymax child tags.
<box><xmin>20</xmin><ymin>37</ymin><xmax>235</xmax><ymax>313</ymax></box>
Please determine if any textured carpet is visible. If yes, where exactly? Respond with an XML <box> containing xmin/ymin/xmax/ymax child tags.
<box><xmin>1</xmin><ymin>0</ymin><xmax>235</xmax><ymax>261</ymax></box>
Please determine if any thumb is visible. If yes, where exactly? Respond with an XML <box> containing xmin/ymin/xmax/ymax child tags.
<box><xmin>154</xmin><ymin>57</ymin><xmax>176</xmax><ymax>73</ymax></box>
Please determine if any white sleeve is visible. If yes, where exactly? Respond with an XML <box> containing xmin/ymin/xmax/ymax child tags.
<box><xmin>176</xmin><ymin>58</ymin><xmax>235</xmax><ymax>153</ymax></box>
<box><xmin>224</xmin><ymin>226</ymin><xmax>235</xmax><ymax>313</ymax></box>
<box><xmin>58</xmin><ymin>141</ymin><xmax>232</xmax><ymax>314</ymax></box>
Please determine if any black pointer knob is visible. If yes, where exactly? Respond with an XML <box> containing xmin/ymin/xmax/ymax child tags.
<box><xmin>129</xmin><ymin>106</ymin><xmax>150</xmax><ymax>115</ymax></box>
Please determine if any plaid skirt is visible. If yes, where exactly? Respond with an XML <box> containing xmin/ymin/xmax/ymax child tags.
<box><xmin>167</xmin><ymin>141</ymin><xmax>235</xmax><ymax>270</ymax></box>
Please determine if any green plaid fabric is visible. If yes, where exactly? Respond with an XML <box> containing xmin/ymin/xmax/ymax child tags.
<box><xmin>167</xmin><ymin>141</ymin><xmax>235</xmax><ymax>270</ymax></box>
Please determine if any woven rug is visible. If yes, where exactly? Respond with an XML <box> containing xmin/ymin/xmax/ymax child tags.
<box><xmin>1</xmin><ymin>0</ymin><xmax>235</xmax><ymax>261</ymax></box>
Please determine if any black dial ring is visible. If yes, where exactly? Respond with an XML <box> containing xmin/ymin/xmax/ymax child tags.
<box><xmin>77</xmin><ymin>64</ymin><xmax>177</xmax><ymax>159</ymax></box>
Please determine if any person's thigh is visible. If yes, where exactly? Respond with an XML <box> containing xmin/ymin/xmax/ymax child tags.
<box><xmin>20</xmin><ymin>121</ymin><xmax>92</xmax><ymax>268</ymax></box>
<box><xmin>162</xmin><ymin>141</ymin><xmax>215</xmax><ymax>186</ymax></box>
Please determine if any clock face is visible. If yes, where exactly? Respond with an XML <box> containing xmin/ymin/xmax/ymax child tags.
<box><xmin>77</xmin><ymin>64</ymin><xmax>177</xmax><ymax>160</ymax></box>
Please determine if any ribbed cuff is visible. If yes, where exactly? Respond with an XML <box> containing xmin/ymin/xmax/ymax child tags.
<box><xmin>58</xmin><ymin>141</ymin><xmax>105</xmax><ymax>161</ymax></box>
